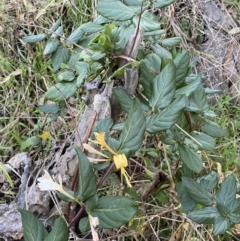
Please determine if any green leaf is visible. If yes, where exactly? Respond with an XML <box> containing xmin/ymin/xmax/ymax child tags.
<box><xmin>113</xmin><ymin>88</ymin><xmax>133</xmax><ymax>113</ymax></box>
<box><xmin>160</xmin><ymin>37</ymin><xmax>181</xmax><ymax>47</ymax></box>
<box><xmin>173</xmin><ymin>50</ymin><xmax>190</xmax><ymax>86</ymax></box>
<box><xmin>49</xmin><ymin>17</ymin><xmax>62</xmax><ymax>32</ymax></box>
<box><xmin>92</xmin><ymin>118</ymin><xmax>114</xmax><ymax>138</ymax></box>
<box><xmin>178</xmin><ymin>144</ymin><xmax>202</xmax><ymax>173</ymax></box>
<box><xmin>139</xmin><ymin>61</ymin><xmax>154</xmax><ymax>99</ymax></box>
<box><xmin>51</xmin><ymin>47</ymin><xmax>70</xmax><ymax>71</ymax></box>
<box><xmin>75</xmin><ymin>62</ymin><xmax>89</xmax><ymax>87</ymax></box>
<box><xmin>91</xmin><ymin>196</ymin><xmax>138</xmax><ymax>229</ymax></box>
<box><xmin>96</xmin><ymin>1</ymin><xmax>135</xmax><ymax>21</ymax></box>
<box><xmin>187</xmin><ymin>207</ymin><xmax>220</xmax><ymax>224</ymax></box>
<box><xmin>217</xmin><ymin>203</ymin><xmax>230</xmax><ymax>218</ymax></box>
<box><xmin>20</xmin><ymin>136</ymin><xmax>40</xmax><ymax>151</ymax></box>
<box><xmin>175</xmin><ymin>75</ymin><xmax>201</xmax><ymax>97</ymax></box>
<box><xmin>146</xmin><ymin>95</ymin><xmax>187</xmax><ymax>134</ymax></box>
<box><xmin>186</xmin><ymin>85</ymin><xmax>209</xmax><ymax>113</ymax></box>
<box><xmin>79</xmin><ymin>217</ymin><xmax>90</xmax><ymax>234</ymax></box>
<box><xmin>149</xmin><ymin>61</ymin><xmax>176</xmax><ymax>109</ymax></box>
<box><xmin>44</xmin><ymin>217</ymin><xmax>68</xmax><ymax>241</ymax></box>
<box><xmin>229</xmin><ymin>213</ymin><xmax>240</xmax><ymax>224</ymax></box>
<box><xmin>22</xmin><ymin>34</ymin><xmax>46</xmax><ymax>43</ymax></box>
<box><xmin>216</xmin><ymin>174</ymin><xmax>236</xmax><ymax>206</ymax></box>
<box><xmin>118</xmin><ymin>98</ymin><xmax>146</xmax><ymax>154</ymax></box>
<box><xmin>57</xmin><ymin>71</ymin><xmax>75</xmax><ymax>82</ymax></box>
<box><xmin>151</xmin><ymin>43</ymin><xmax>172</xmax><ymax>59</ymax></box>
<box><xmin>38</xmin><ymin>105</ymin><xmax>60</xmax><ymax>114</ymax></box>
<box><xmin>75</xmin><ymin>146</ymin><xmax>96</xmax><ymax>201</ymax></box>
<box><xmin>154</xmin><ymin>0</ymin><xmax>176</xmax><ymax>8</ymax></box>
<box><xmin>213</xmin><ymin>216</ymin><xmax>230</xmax><ymax>236</ymax></box>
<box><xmin>175</xmin><ymin>182</ymin><xmax>196</xmax><ymax>211</ymax></box>
<box><xmin>43</xmin><ymin>38</ymin><xmax>59</xmax><ymax>55</ymax></box>
<box><xmin>57</xmin><ymin>189</ymin><xmax>75</xmax><ymax>202</ymax></box>
<box><xmin>143</xmin><ymin>53</ymin><xmax>161</xmax><ymax>74</ymax></box>
<box><xmin>86</xmin><ymin>194</ymin><xmax>98</xmax><ymax>212</ymax></box>
<box><xmin>201</xmin><ymin>120</ymin><xmax>227</xmax><ymax>138</ymax></box>
<box><xmin>18</xmin><ymin>208</ymin><xmax>48</xmax><ymax>241</ymax></box>
<box><xmin>144</xmin><ymin>29</ymin><xmax>165</xmax><ymax>37</ymax></box>
<box><xmin>80</xmin><ymin>22</ymin><xmax>104</xmax><ymax>33</ymax></box>
<box><xmin>199</xmin><ymin>171</ymin><xmax>219</xmax><ymax>192</ymax></box>
<box><xmin>66</xmin><ymin>27</ymin><xmax>84</xmax><ymax>44</ymax></box>
<box><xmin>133</xmin><ymin>11</ymin><xmax>160</xmax><ymax>32</ymax></box>
<box><xmin>182</xmin><ymin>177</ymin><xmax>213</xmax><ymax>206</ymax></box>
<box><xmin>44</xmin><ymin>82</ymin><xmax>77</xmax><ymax>101</ymax></box>
<box><xmin>229</xmin><ymin>198</ymin><xmax>240</xmax><ymax>213</ymax></box>
<box><xmin>190</xmin><ymin>131</ymin><xmax>215</xmax><ymax>151</ymax></box>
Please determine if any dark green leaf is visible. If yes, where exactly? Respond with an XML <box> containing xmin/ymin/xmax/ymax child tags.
<box><xmin>213</xmin><ymin>216</ymin><xmax>230</xmax><ymax>236</ymax></box>
<box><xmin>20</xmin><ymin>136</ymin><xmax>40</xmax><ymax>151</ymax></box>
<box><xmin>118</xmin><ymin>98</ymin><xmax>146</xmax><ymax>154</ymax></box>
<box><xmin>113</xmin><ymin>88</ymin><xmax>133</xmax><ymax>113</ymax></box>
<box><xmin>91</xmin><ymin>196</ymin><xmax>138</xmax><ymax>229</ymax></box>
<box><xmin>44</xmin><ymin>217</ymin><xmax>68</xmax><ymax>241</ymax></box>
<box><xmin>38</xmin><ymin>104</ymin><xmax>59</xmax><ymax>114</ymax></box>
<box><xmin>151</xmin><ymin>43</ymin><xmax>172</xmax><ymax>59</ymax></box>
<box><xmin>175</xmin><ymin>182</ymin><xmax>196</xmax><ymax>211</ymax></box>
<box><xmin>96</xmin><ymin>1</ymin><xmax>135</xmax><ymax>21</ymax></box>
<box><xmin>133</xmin><ymin>12</ymin><xmax>160</xmax><ymax>32</ymax></box>
<box><xmin>190</xmin><ymin>131</ymin><xmax>215</xmax><ymax>151</ymax></box>
<box><xmin>199</xmin><ymin>171</ymin><xmax>219</xmax><ymax>192</ymax></box>
<box><xmin>146</xmin><ymin>95</ymin><xmax>187</xmax><ymax>133</ymax></box>
<box><xmin>57</xmin><ymin>189</ymin><xmax>75</xmax><ymax>202</ymax></box>
<box><xmin>92</xmin><ymin>118</ymin><xmax>114</xmax><ymax>137</ymax></box>
<box><xmin>75</xmin><ymin>146</ymin><xmax>96</xmax><ymax>201</ymax></box>
<box><xmin>57</xmin><ymin>71</ymin><xmax>75</xmax><ymax>82</ymax></box>
<box><xmin>160</xmin><ymin>37</ymin><xmax>181</xmax><ymax>47</ymax></box>
<box><xmin>178</xmin><ymin>144</ymin><xmax>202</xmax><ymax>173</ymax></box>
<box><xmin>143</xmin><ymin>53</ymin><xmax>161</xmax><ymax>74</ymax></box>
<box><xmin>173</xmin><ymin>50</ymin><xmax>190</xmax><ymax>86</ymax></box>
<box><xmin>80</xmin><ymin>22</ymin><xmax>104</xmax><ymax>33</ymax></box>
<box><xmin>74</xmin><ymin>62</ymin><xmax>89</xmax><ymax>87</ymax></box>
<box><xmin>18</xmin><ymin>208</ymin><xmax>48</xmax><ymax>241</ymax></box>
<box><xmin>175</xmin><ymin>75</ymin><xmax>201</xmax><ymax>97</ymax></box>
<box><xmin>49</xmin><ymin>17</ymin><xmax>62</xmax><ymax>32</ymax></box>
<box><xmin>144</xmin><ymin>29</ymin><xmax>165</xmax><ymax>37</ymax></box>
<box><xmin>154</xmin><ymin>0</ymin><xmax>176</xmax><ymax>8</ymax></box>
<box><xmin>187</xmin><ymin>207</ymin><xmax>220</xmax><ymax>224</ymax></box>
<box><xmin>66</xmin><ymin>27</ymin><xmax>84</xmax><ymax>44</ymax></box>
<box><xmin>51</xmin><ymin>47</ymin><xmax>70</xmax><ymax>71</ymax></box>
<box><xmin>182</xmin><ymin>177</ymin><xmax>213</xmax><ymax>206</ymax></box>
<box><xmin>43</xmin><ymin>39</ymin><xmax>59</xmax><ymax>55</ymax></box>
<box><xmin>216</xmin><ymin>174</ymin><xmax>236</xmax><ymax>206</ymax></box>
<box><xmin>22</xmin><ymin>34</ymin><xmax>46</xmax><ymax>43</ymax></box>
<box><xmin>44</xmin><ymin>82</ymin><xmax>77</xmax><ymax>101</ymax></box>
<box><xmin>139</xmin><ymin>61</ymin><xmax>154</xmax><ymax>99</ymax></box>
<box><xmin>79</xmin><ymin>217</ymin><xmax>90</xmax><ymax>234</ymax></box>
<box><xmin>229</xmin><ymin>198</ymin><xmax>240</xmax><ymax>213</ymax></box>
<box><xmin>201</xmin><ymin>120</ymin><xmax>227</xmax><ymax>138</ymax></box>
<box><xmin>149</xmin><ymin>61</ymin><xmax>176</xmax><ymax>109</ymax></box>
<box><xmin>217</xmin><ymin>203</ymin><xmax>230</xmax><ymax>218</ymax></box>
<box><xmin>86</xmin><ymin>194</ymin><xmax>98</xmax><ymax>212</ymax></box>
<box><xmin>229</xmin><ymin>213</ymin><xmax>240</xmax><ymax>224</ymax></box>
<box><xmin>186</xmin><ymin>85</ymin><xmax>209</xmax><ymax>113</ymax></box>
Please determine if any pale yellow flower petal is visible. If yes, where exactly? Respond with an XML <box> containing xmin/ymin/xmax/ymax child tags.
<box><xmin>94</xmin><ymin>132</ymin><xmax>116</xmax><ymax>155</ymax></box>
<box><xmin>113</xmin><ymin>154</ymin><xmax>131</xmax><ymax>187</ymax></box>
<box><xmin>83</xmin><ymin>143</ymin><xmax>109</xmax><ymax>159</ymax></box>
<box><xmin>88</xmin><ymin>157</ymin><xmax>110</xmax><ymax>162</ymax></box>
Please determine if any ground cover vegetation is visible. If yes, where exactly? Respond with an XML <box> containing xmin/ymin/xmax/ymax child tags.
<box><xmin>1</xmin><ymin>0</ymin><xmax>240</xmax><ymax>240</ymax></box>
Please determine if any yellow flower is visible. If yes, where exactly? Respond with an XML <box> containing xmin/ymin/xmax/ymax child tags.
<box><xmin>37</xmin><ymin>170</ymin><xmax>76</xmax><ymax>202</ymax></box>
<box><xmin>94</xmin><ymin>132</ymin><xmax>116</xmax><ymax>155</ymax></box>
<box><xmin>113</xmin><ymin>154</ymin><xmax>132</xmax><ymax>187</ymax></box>
<box><xmin>87</xmin><ymin>132</ymin><xmax>132</xmax><ymax>187</ymax></box>
<box><xmin>39</xmin><ymin>131</ymin><xmax>50</xmax><ymax>140</ymax></box>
